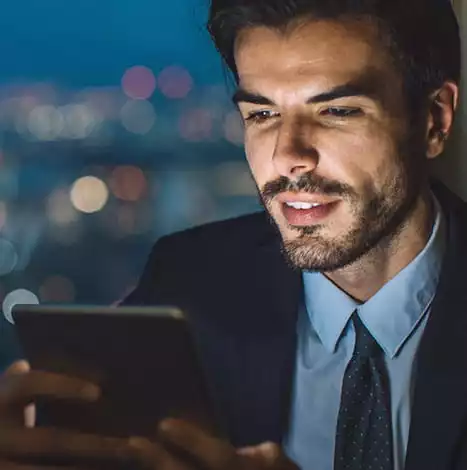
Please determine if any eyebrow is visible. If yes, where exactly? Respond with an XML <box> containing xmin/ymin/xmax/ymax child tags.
<box><xmin>232</xmin><ymin>82</ymin><xmax>377</xmax><ymax>107</ymax></box>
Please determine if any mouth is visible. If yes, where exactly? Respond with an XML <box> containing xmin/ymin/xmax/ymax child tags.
<box><xmin>276</xmin><ymin>193</ymin><xmax>341</xmax><ymax>226</ymax></box>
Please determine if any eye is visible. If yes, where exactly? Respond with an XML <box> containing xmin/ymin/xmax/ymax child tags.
<box><xmin>245</xmin><ymin>110</ymin><xmax>279</xmax><ymax>124</ymax></box>
<box><xmin>320</xmin><ymin>107</ymin><xmax>363</xmax><ymax>117</ymax></box>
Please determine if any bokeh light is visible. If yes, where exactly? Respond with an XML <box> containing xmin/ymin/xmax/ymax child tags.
<box><xmin>3</xmin><ymin>289</ymin><xmax>39</xmax><ymax>325</ymax></box>
<box><xmin>79</xmin><ymin>87</ymin><xmax>121</xmax><ymax>120</ymax></box>
<box><xmin>39</xmin><ymin>275</ymin><xmax>75</xmax><ymax>303</ymax></box>
<box><xmin>223</xmin><ymin>111</ymin><xmax>244</xmax><ymax>146</ymax></box>
<box><xmin>109</xmin><ymin>166</ymin><xmax>147</xmax><ymax>202</ymax></box>
<box><xmin>47</xmin><ymin>188</ymin><xmax>80</xmax><ymax>226</ymax></box>
<box><xmin>13</xmin><ymin>96</ymin><xmax>40</xmax><ymax>136</ymax></box>
<box><xmin>27</xmin><ymin>105</ymin><xmax>64</xmax><ymax>141</ymax></box>
<box><xmin>158</xmin><ymin>66</ymin><xmax>193</xmax><ymax>99</ymax></box>
<box><xmin>122</xmin><ymin>66</ymin><xmax>157</xmax><ymax>100</ymax></box>
<box><xmin>120</xmin><ymin>100</ymin><xmax>156</xmax><ymax>135</ymax></box>
<box><xmin>0</xmin><ymin>239</ymin><xmax>18</xmax><ymax>276</ymax></box>
<box><xmin>60</xmin><ymin>104</ymin><xmax>100</xmax><ymax>139</ymax></box>
<box><xmin>179</xmin><ymin>108</ymin><xmax>213</xmax><ymax>142</ymax></box>
<box><xmin>0</xmin><ymin>202</ymin><xmax>7</xmax><ymax>231</ymax></box>
<box><xmin>70</xmin><ymin>176</ymin><xmax>109</xmax><ymax>214</ymax></box>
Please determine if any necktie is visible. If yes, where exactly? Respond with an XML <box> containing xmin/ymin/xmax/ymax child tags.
<box><xmin>334</xmin><ymin>314</ymin><xmax>394</xmax><ymax>470</ymax></box>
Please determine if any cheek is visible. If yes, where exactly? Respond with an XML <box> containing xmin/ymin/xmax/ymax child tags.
<box><xmin>321</xmin><ymin>129</ymin><xmax>399</xmax><ymax>192</ymax></box>
<box><xmin>244</xmin><ymin>132</ymin><xmax>276</xmax><ymax>186</ymax></box>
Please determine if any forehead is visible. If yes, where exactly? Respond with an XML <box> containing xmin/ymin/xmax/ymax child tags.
<box><xmin>234</xmin><ymin>19</ymin><xmax>396</xmax><ymax>93</ymax></box>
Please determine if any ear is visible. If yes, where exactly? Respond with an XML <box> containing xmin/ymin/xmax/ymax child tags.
<box><xmin>426</xmin><ymin>81</ymin><xmax>459</xmax><ymax>159</ymax></box>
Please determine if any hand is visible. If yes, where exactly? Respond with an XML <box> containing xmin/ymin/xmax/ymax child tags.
<box><xmin>128</xmin><ymin>418</ymin><xmax>299</xmax><ymax>470</ymax></box>
<box><xmin>0</xmin><ymin>360</ymin><xmax>137</xmax><ymax>469</ymax></box>
<box><xmin>0</xmin><ymin>362</ymin><xmax>299</xmax><ymax>469</ymax></box>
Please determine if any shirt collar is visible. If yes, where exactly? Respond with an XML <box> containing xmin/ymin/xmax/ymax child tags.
<box><xmin>303</xmin><ymin>195</ymin><xmax>446</xmax><ymax>357</ymax></box>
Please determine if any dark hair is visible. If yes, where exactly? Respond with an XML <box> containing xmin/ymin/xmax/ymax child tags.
<box><xmin>207</xmin><ymin>0</ymin><xmax>461</xmax><ymax>107</ymax></box>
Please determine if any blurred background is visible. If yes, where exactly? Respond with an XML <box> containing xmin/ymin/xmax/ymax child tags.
<box><xmin>0</xmin><ymin>0</ymin><xmax>260</xmax><ymax>323</ymax></box>
<box><xmin>0</xmin><ymin>0</ymin><xmax>464</xmax><ymax>323</ymax></box>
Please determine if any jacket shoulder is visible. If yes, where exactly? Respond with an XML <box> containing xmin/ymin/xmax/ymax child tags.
<box><xmin>157</xmin><ymin>211</ymin><xmax>275</xmax><ymax>254</ymax></box>
<box><xmin>123</xmin><ymin>211</ymin><xmax>278</xmax><ymax>305</ymax></box>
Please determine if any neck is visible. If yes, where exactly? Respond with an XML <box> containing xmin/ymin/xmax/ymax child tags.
<box><xmin>325</xmin><ymin>190</ymin><xmax>435</xmax><ymax>303</ymax></box>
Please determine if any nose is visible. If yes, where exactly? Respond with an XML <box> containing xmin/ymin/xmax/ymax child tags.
<box><xmin>272</xmin><ymin>118</ymin><xmax>319</xmax><ymax>180</ymax></box>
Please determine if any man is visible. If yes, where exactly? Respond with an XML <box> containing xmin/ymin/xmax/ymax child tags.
<box><xmin>0</xmin><ymin>0</ymin><xmax>463</xmax><ymax>469</ymax></box>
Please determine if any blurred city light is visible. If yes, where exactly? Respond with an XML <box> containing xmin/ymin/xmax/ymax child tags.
<box><xmin>60</xmin><ymin>104</ymin><xmax>100</xmax><ymax>139</ymax></box>
<box><xmin>0</xmin><ymin>4</ymin><xmax>269</xmax><ymax>314</ymax></box>
<box><xmin>12</xmin><ymin>96</ymin><xmax>40</xmax><ymax>136</ymax></box>
<box><xmin>0</xmin><ymin>239</ymin><xmax>18</xmax><ymax>276</ymax></box>
<box><xmin>109</xmin><ymin>166</ymin><xmax>147</xmax><ymax>202</ymax></box>
<box><xmin>70</xmin><ymin>176</ymin><xmax>109</xmax><ymax>214</ymax></box>
<box><xmin>39</xmin><ymin>275</ymin><xmax>75</xmax><ymax>303</ymax></box>
<box><xmin>27</xmin><ymin>105</ymin><xmax>64</xmax><ymax>141</ymax></box>
<box><xmin>122</xmin><ymin>66</ymin><xmax>157</xmax><ymax>100</ymax></box>
<box><xmin>179</xmin><ymin>108</ymin><xmax>213</xmax><ymax>142</ymax></box>
<box><xmin>158</xmin><ymin>66</ymin><xmax>193</xmax><ymax>99</ymax></box>
<box><xmin>46</xmin><ymin>189</ymin><xmax>80</xmax><ymax>226</ymax></box>
<box><xmin>0</xmin><ymin>202</ymin><xmax>7</xmax><ymax>231</ymax></box>
<box><xmin>120</xmin><ymin>100</ymin><xmax>156</xmax><ymax>135</ymax></box>
<box><xmin>3</xmin><ymin>289</ymin><xmax>39</xmax><ymax>325</ymax></box>
<box><xmin>223</xmin><ymin>111</ymin><xmax>244</xmax><ymax>146</ymax></box>
<box><xmin>79</xmin><ymin>87</ymin><xmax>122</xmax><ymax>120</ymax></box>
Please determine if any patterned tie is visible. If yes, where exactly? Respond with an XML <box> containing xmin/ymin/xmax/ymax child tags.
<box><xmin>334</xmin><ymin>314</ymin><xmax>394</xmax><ymax>470</ymax></box>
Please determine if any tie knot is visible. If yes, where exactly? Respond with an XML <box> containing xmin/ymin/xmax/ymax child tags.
<box><xmin>352</xmin><ymin>314</ymin><xmax>382</xmax><ymax>358</ymax></box>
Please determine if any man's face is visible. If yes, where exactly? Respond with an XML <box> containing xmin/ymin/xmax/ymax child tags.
<box><xmin>234</xmin><ymin>19</ymin><xmax>427</xmax><ymax>271</ymax></box>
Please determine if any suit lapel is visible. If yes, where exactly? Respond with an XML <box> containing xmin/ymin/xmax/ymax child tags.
<box><xmin>218</xmin><ymin>234</ymin><xmax>302</xmax><ymax>446</ymax></box>
<box><xmin>406</xmin><ymin>185</ymin><xmax>467</xmax><ymax>470</ymax></box>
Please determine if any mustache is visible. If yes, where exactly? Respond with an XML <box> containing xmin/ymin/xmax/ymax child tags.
<box><xmin>260</xmin><ymin>172</ymin><xmax>355</xmax><ymax>202</ymax></box>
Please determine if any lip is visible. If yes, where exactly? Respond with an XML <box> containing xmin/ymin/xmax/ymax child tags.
<box><xmin>280</xmin><ymin>199</ymin><xmax>340</xmax><ymax>226</ymax></box>
<box><xmin>276</xmin><ymin>192</ymin><xmax>340</xmax><ymax>205</ymax></box>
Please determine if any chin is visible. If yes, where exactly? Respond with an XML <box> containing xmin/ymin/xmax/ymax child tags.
<box><xmin>280</xmin><ymin>228</ymin><xmax>370</xmax><ymax>272</ymax></box>
<box><xmin>282</xmin><ymin>242</ymin><xmax>357</xmax><ymax>272</ymax></box>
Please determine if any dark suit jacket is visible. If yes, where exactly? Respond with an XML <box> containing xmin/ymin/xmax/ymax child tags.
<box><xmin>124</xmin><ymin>181</ymin><xmax>467</xmax><ymax>470</ymax></box>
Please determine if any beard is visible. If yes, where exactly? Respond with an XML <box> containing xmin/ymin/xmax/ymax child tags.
<box><xmin>259</xmin><ymin>144</ymin><xmax>425</xmax><ymax>272</ymax></box>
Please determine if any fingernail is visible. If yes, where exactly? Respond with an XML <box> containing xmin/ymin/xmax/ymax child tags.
<box><xmin>129</xmin><ymin>436</ymin><xmax>148</xmax><ymax>449</ymax></box>
<box><xmin>81</xmin><ymin>383</ymin><xmax>100</xmax><ymax>400</ymax></box>
<box><xmin>158</xmin><ymin>419</ymin><xmax>172</xmax><ymax>432</ymax></box>
<box><xmin>158</xmin><ymin>418</ymin><xmax>181</xmax><ymax>434</ymax></box>
<box><xmin>237</xmin><ymin>447</ymin><xmax>258</xmax><ymax>457</ymax></box>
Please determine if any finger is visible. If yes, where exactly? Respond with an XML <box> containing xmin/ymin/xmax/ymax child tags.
<box><xmin>237</xmin><ymin>442</ymin><xmax>282</xmax><ymax>463</ymax></box>
<box><xmin>1</xmin><ymin>362</ymin><xmax>33</xmax><ymax>426</ymax></box>
<box><xmin>158</xmin><ymin>419</ymin><xmax>238</xmax><ymax>470</ymax></box>
<box><xmin>0</xmin><ymin>427</ymin><xmax>133</xmax><ymax>463</ymax></box>
<box><xmin>3</xmin><ymin>403</ymin><xmax>36</xmax><ymax>431</ymax></box>
<box><xmin>24</xmin><ymin>404</ymin><xmax>35</xmax><ymax>428</ymax></box>
<box><xmin>0</xmin><ymin>461</ymin><xmax>94</xmax><ymax>470</ymax></box>
<box><xmin>0</xmin><ymin>371</ymin><xmax>100</xmax><ymax>409</ymax></box>
<box><xmin>237</xmin><ymin>443</ymin><xmax>299</xmax><ymax>470</ymax></box>
<box><xmin>4</xmin><ymin>361</ymin><xmax>30</xmax><ymax>376</ymax></box>
<box><xmin>3</xmin><ymin>363</ymin><xmax>38</xmax><ymax>428</ymax></box>
<box><xmin>129</xmin><ymin>437</ymin><xmax>191</xmax><ymax>470</ymax></box>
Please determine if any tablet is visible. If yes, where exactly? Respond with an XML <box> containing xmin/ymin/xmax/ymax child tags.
<box><xmin>12</xmin><ymin>305</ymin><xmax>218</xmax><ymax>438</ymax></box>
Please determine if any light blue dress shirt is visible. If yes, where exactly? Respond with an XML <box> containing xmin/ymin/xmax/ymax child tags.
<box><xmin>285</xmin><ymin>200</ymin><xmax>445</xmax><ymax>470</ymax></box>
